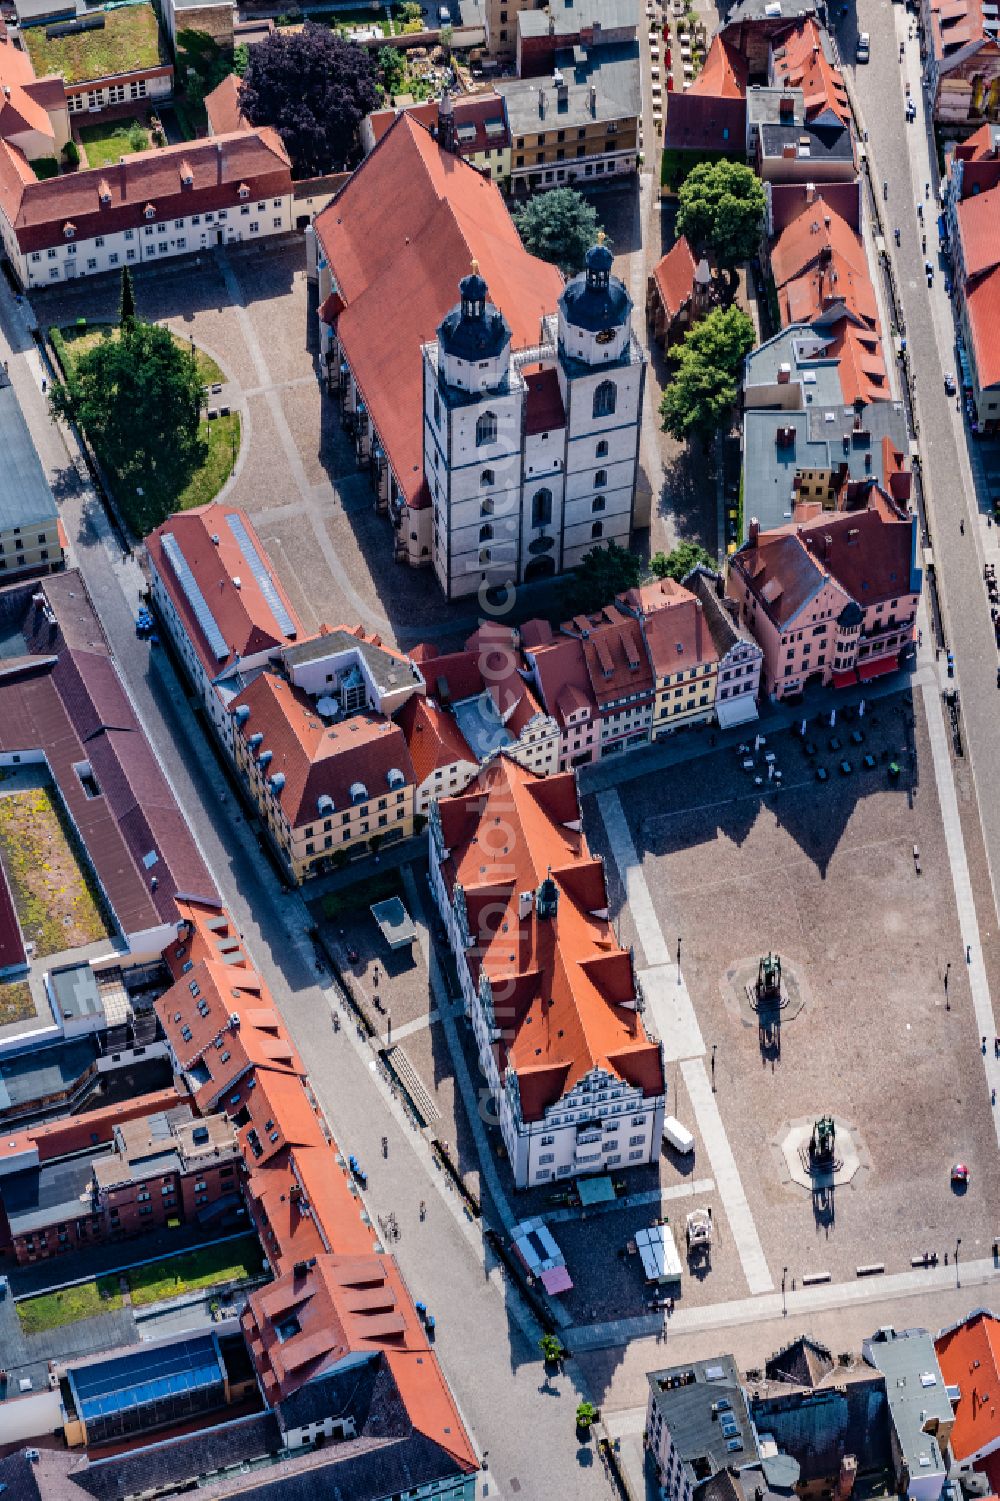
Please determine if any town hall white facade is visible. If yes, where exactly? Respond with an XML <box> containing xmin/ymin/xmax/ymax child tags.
<box><xmin>422</xmin><ymin>238</ymin><xmax>647</xmax><ymax>601</ymax></box>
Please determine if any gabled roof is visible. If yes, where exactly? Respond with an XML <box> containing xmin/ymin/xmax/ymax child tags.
<box><xmin>664</xmin><ymin>91</ymin><xmax>747</xmax><ymax>153</ymax></box>
<box><xmin>965</xmin><ymin>263</ymin><xmax>1000</xmax><ymax>391</ymax></box>
<box><xmin>770</xmin><ymin>198</ymin><xmax>871</xmax><ymax>294</ymax></box>
<box><xmin>957</xmin><ymin>180</ymin><xmax>1000</xmax><ymax>279</ymax></box>
<box><xmin>396</xmin><ymin>693</ymin><xmax>476</xmax><ymax>784</ymax></box>
<box><xmin>731</xmin><ymin>529</ymin><xmax>830</xmax><ymax>629</ymax></box>
<box><xmin>651</xmin><ymin>235</ymin><xmax>698</xmax><ymax>321</ymax></box>
<box><xmin>0</xmin><ymin>128</ymin><xmax>291</xmax><ymax>254</ymax></box>
<box><xmin>314</xmin><ymin>113</ymin><xmax>563</xmax><ymax>509</ymax></box>
<box><xmin>0</xmin><ymin>34</ymin><xmax>61</xmax><ymax>144</ymax></box>
<box><xmin>770</xmin><ymin>18</ymin><xmax>850</xmax><ymax>126</ymax></box>
<box><xmin>146</xmin><ymin>504</ymin><xmax>303</xmax><ymax>681</ymax></box>
<box><xmin>527</xmin><ymin>633</ymin><xmax>597</xmax><ymax>726</ymax></box>
<box><xmin>563</xmin><ymin>605</ymin><xmax>655</xmax><ymax>708</ymax></box>
<box><xmin>691</xmin><ymin>34</ymin><xmax>748</xmax><ymax>98</ymax></box>
<box><xmin>436</xmin><ymin>756</ymin><xmax>664</xmax><ymax>1120</ymax></box>
<box><xmin>230</xmin><ymin>673</ymin><xmax>416</xmax><ymax>829</ymax></box>
<box><xmin>935</xmin><ymin>1310</ymin><xmax>1000</xmax><ymax>1461</ymax></box>
<box><xmin>204</xmin><ymin>72</ymin><xmax>249</xmax><ymax>137</ymax></box>
<box><xmin>364</xmin><ymin>91</ymin><xmax>510</xmax><ymax>156</ymax></box>
<box><xmin>621</xmin><ymin>579</ymin><xmax>721</xmax><ymax>677</ymax></box>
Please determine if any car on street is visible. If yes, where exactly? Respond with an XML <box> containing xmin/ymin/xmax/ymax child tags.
<box><xmin>945</xmin><ymin>372</ymin><xmax>957</xmax><ymax>395</ymax></box>
<box><xmin>951</xmin><ymin>1162</ymin><xmax>969</xmax><ymax>1185</ymax></box>
<box><xmin>856</xmin><ymin>30</ymin><xmax>870</xmax><ymax>59</ymax></box>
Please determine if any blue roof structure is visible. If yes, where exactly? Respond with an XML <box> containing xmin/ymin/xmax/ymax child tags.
<box><xmin>67</xmin><ymin>1333</ymin><xmax>227</xmax><ymax>1445</ymax></box>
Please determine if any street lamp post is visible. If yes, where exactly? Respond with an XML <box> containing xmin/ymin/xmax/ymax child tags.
<box><xmin>956</xmin><ymin>1236</ymin><xmax>962</xmax><ymax>1288</ymax></box>
<box><xmin>782</xmin><ymin>1266</ymin><xmax>788</xmax><ymax>1316</ymax></box>
<box><xmin>711</xmin><ymin>1044</ymin><xmax>717</xmax><ymax>1093</ymax></box>
<box><xmin>944</xmin><ymin>962</ymin><xmax>951</xmax><ymax>1010</ymax></box>
<box><xmin>387</xmin><ymin>1012</ymin><xmax>392</xmax><ymax>1048</ymax></box>
<box><xmin>676</xmin><ymin>937</ymin><xmax>682</xmax><ymax>985</ymax></box>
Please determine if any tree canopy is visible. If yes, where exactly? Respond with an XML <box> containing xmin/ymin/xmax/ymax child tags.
<box><xmin>50</xmin><ymin>321</ymin><xmax>205</xmax><ymax>535</ymax></box>
<box><xmin>561</xmin><ymin>541</ymin><xmax>645</xmax><ymax>616</ymax></box>
<box><xmin>239</xmin><ymin>24</ymin><xmax>379</xmax><ymax>178</ymax></box>
<box><xmin>660</xmin><ymin>305</ymin><xmax>755</xmax><ymax>443</ymax></box>
<box><xmin>650</xmin><ymin>541</ymin><xmax>715</xmax><ymax>581</ymax></box>
<box><xmin>676</xmin><ymin>160</ymin><xmax>766</xmax><ymax>269</ymax></box>
<box><xmin>513</xmin><ymin>187</ymin><xmax>602</xmax><ymax>275</ymax></box>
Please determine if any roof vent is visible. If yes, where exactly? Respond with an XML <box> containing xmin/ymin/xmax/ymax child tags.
<box><xmin>229</xmin><ymin>1012</ymin><xmax>241</xmax><ymax>1029</ymax></box>
<box><xmin>211</xmin><ymin>533</ymin><xmax>220</xmax><ymax>545</ymax></box>
<box><xmin>232</xmin><ymin>576</ymin><xmax>242</xmax><ymax>589</ymax></box>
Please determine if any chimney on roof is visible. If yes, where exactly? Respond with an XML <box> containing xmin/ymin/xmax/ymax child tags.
<box><xmin>777</xmin><ymin>361</ymin><xmax>791</xmax><ymax>383</ymax></box>
<box><xmin>438</xmin><ymin>88</ymin><xmax>456</xmax><ymax>153</ymax></box>
<box><xmin>783</xmin><ymin>143</ymin><xmax>796</xmax><ymax>159</ymax></box>
<box><xmin>749</xmin><ymin>518</ymin><xmax>761</xmax><ymax>544</ymax></box>
<box><xmin>805</xmin><ymin>180</ymin><xmax>816</xmax><ymax>203</ymax></box>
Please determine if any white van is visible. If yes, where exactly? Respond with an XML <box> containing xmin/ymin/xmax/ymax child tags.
<box><xmin>662</xmin><ymin>1115</ymin><xmax>695</xmax><ymax>1154</ymax></box>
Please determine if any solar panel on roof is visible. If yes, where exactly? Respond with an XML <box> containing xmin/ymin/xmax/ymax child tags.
<box><xmin>225</xmin><ymin>513</ymin><xmax>297</xmax><ymax>639</ymax></box>
<box><xmin>161</xmin><ymin>533</ymin><xmax>229</xmax><ymax>662</ymax></box>
<box><xmin>704</xmin><ymin>1364</ymin><xmax>726</xmax><ymax>1380</ymax></box>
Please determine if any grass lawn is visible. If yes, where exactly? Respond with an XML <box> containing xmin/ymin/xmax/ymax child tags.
<box><xmin>57</xmin><ymin>323</ymin><xmax>224</xmax><ymax>386</ymax></box>
<box><xmin>176</xmin><ymin>411</ymin><xmax>240</xmax><ymax>509</ymax></box>
<box><xmin>0</xmin><ymin>786</ymin><xmax>110</xmax><ymax>957</ymax></box>
<box><xmin>24</xmin><ymin>4</ymin><xmax>165</xmax><ymax>85</ymax></box>
<box><xmin>79</xmin><ymin>118</ymin><xmax>151</xmax><ymax>171</ymax></box>
<box><xmin>126</xmin><ymin>1236</ymin><xmax>265</xmax><ymax>1307</ymax></box>
<box><xmin>18</xmin><ymin>1277</ymin><xmax>123</xmax><ymax>1335</ymax></box>
<box><xmin>0</xmin><ymin>981</ymin><xmax>34</xmax><ymax>1027</ymax></box>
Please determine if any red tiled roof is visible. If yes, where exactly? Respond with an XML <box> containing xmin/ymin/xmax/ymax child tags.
<box><xmin>366</xmin><ymin>91</ymin><xmax>510</xmax><ymax>156</ymax></box>
<box><xmin>231</xmin><ymin>672</ymin><xmax>416</xmax><ymax>829</ymax></box>
<box><xmin>801</xmin><ymin>489</ymin><xmax>917</xmax><ymax>604</ymax></box>
<box><xmin>770</xmin><ymin>18</ymin><xmax>850</xmax><ymax>126</ymax></box>
<box><xmin>396</xmin><ymin>694</ymin><xmax>475</xmax><ymax>783</ymax></box>
<box><xmin>651</xmin><ymin>235</ymin><xmax>698</xmax><ymax>321</ymax></box>
<box><xmin>623</xmin><ymin>580</ymin><xmax>720</xmax><ymax>676</ymax></box>
<box><xmin>314</xmin><ymin>113</ymin><xmax>563</xmax><ymax>508</ymax></box>
<box><xmin>523</xmin><ymin>363</ymin><xmax>566</xmax><ymax>435</ymax></box>
<box><xmin>0</xmin><ymin>35</ymin><xmax>60</xmax><ymax>142</ymax></box>
<box><xmin>528</xmin><ymin>633</ymin><xmax>596</xmax><ymax>726</ymax></box>
<box><xmin>0</xmin><ymin>127</ymin><xmax>291</xmax><ymax>253</ymax></box>
<box><xmin>691</xmin><ymin>35</ymin><xmax>748</xmax><ymax>98</ymax></box>
<box><xmin>769</xmin><ymin>181</ymin><xmax>860</xmax><ymax>235</ymax></box>
<box><xmin>204</xmin><ymin>73</ymin><xmax>249</xmax><ymax>137</ymax></box>
<box><xmin>822</xmin><ymin>319</ymin><xmax>888</xmax><ymax>404</ymax></box>
<box><xmin>936</xmin><ymin>1312</ymin><xmax>1000</xmax><ymax>1461</ymax></box>
<box><xmin>731</xmin><ymin>529</ymin><xmax>830</xmax><ymax>629</ymax></box>
<box><xmin>147</xmin><ymin>503</ymin><xmax>303</xmax><ymax>681</ymax></box>
<box><xmin>664</xmin><ymin>92</ymin><xmax>746</xmax><ymax>154</ymax></box>
<box><xmin>436</xmin><ymin>756</ymin><xmax>664</xmax><ymax>1120</ymax></box>
<box><xmin>770</xmin><ymin>198</ymin><xmax>871</xmax><ymax>294</ymax></box>
<box><xmin>965</xmin><ymin>264</ymin><xmax>1000</xmax><ymax>390</ymax></box>
<box><xmin>957</xmin><ymin>181</ymin><xmax>1000</xmax><ymax>279</ymax></box>
<box><xmin>563</xmin><ymin>605</ymin><xmax>655</xmax><ymax>710</ymax></box>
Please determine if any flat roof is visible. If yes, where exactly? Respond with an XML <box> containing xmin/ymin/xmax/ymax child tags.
<box><xmin>863</xmin><ymin>1329</ymin><xmax>951</xmax><ymax>1474</ymax></box>
<box><xmin>48</xmin><ymin>962</ymin><xmax>103</xmax><ymax>1023</ymax></box>
<box><xmin>452</xmin><ymin>691</ymin><xmax>514</xmax><ymax>762</ymax></box>
<box><xmin>499</xmin><ymin>43</ymin><xmax>639</xmax><ymax>134</ymax></box>
<box><xmin>0</xmin><ymin>375</ymin><xmax>59</xmax><ymax>535</ymax></box>
<box><xmin>0</xmin><ymin>1034</ymin><xmax>99</xmax><ymax>1113</ymax></box>
<box><xmin>371</xmin><ymin>896</ymin><xmax>416</xmax><ymax>950</ymax></box>
<box><xmin>67</xmin><ymin>1331</ymin><xmax>226</xmax><ymax>1431</ymax></box>
<box><xmin>2</xmin><ymin>1149</ymin><xmax>100</xmax><ymax>1234</ymax></box>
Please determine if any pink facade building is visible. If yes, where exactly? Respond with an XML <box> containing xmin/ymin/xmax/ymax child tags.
<box><xmin>727</xmin><ymin>491</ymin><xmax>921</xmax><ymax>699</ymax></box>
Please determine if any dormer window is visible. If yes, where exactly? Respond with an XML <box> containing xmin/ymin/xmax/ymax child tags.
<box><xmin>97</xmin><ymin>179</ymin><xmax>111</xmax><ymax>205</ymax></box>
<box><xmin>179</xmin><ymin>160</ymin><xmax>194</xmax><ymax>187</ymax></box>
<box><xmin>63</xmin><ymin>222</ymin><xmax>76</xmax><ymax>239</ymax></box>
<box><xmin>238</xmin><ymin>182</ymin><xmax>250</xmax><ymax>200</ymax></box>
<box><xmin>144</xmin><ymin>203</ymin><xmax>156</xmax><ymax>220</ymax></box>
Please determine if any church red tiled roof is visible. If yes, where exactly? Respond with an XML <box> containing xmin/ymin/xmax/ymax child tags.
<box><xmin>314</xmin><ymin>114</ymin><xmax>563</xmax><ymax>509</ymax></box>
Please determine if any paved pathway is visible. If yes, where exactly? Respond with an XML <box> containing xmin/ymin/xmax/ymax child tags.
<box><xmin>596</xmin><ymin>788</ymin><xmax>772</xmax><ymax>1297</ymax></box>
<box><xmin>539</xmin><ymin>1179</ymin><xmax>715</xmax><ymax>1228</ymax></box>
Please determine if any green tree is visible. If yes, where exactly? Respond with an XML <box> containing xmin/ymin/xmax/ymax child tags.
<box><xmin>659</xmin><ymin>306</ymin><xmax>755</xmax><ymax>444</ymax></box>
<box><xmin>576</xmin><ymin>1400</ymin><xmax>597</xmax><ymax>1431</ymax></box>
<box><xmin>378</xmin><ymin>44</ymin><xmax>407</xmax><ymax>98</ymax></box>
<box><xmin>118</xmin><ymin>266</ymin><xmax>136</xmax><ymax>330</ymax></box>
<box><xmin>513</xmin><ymin>187</ymin><xmax>601</xmax><ymax>275</ymax></box>
<box><xmin>62</xmin><ymin>139</ymin><xmax>79</xmax><ymax>169</ymax></box>
<box><xmin>233</xmin><ymin>43</ymin><xmax>250</xmax><ymax>77</ymax></box>
<box><xmin>539</xmin><ymin>1334</ymin><xmax>565</xmax><ymax>1364</ymax></box>
<box><xmin>676</xmin><ymin>160</ymin><xmax>765</xmax><ymax>270</ymax></box>
<box><xmin>650</xmin><ymin>541</ymin><xmax>714</xmax><ymax>581</ymax></box>
<box><xmin>176</xmin><ymin>29</ymin><xmax>233</xmax><ymax>110</ymax></box>
<box><xmin>562</xmin><ymin>541</ymin><xmax>644</xmax><ymax>617</ymax></box>
<box><xmin>50</xmin><ymin>322</ymin><xmax>205</xmax><ymax>534</ymax></box>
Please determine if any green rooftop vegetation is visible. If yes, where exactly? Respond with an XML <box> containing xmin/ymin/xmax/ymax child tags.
<box><xmin>18</xmin><ymin>1277</ymin><xmax>123</xmax><ymax>1335</ymax></box>
<box><xmin>24</xmin><ymin>3</ymin><xmax>166</xmax><ymax>87</ymax></box>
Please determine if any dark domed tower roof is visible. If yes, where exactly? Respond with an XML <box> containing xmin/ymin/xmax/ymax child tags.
<box><xmin>438</xmin><ymin>260</ymin><xmax>511</xmax><ymax>362</ymax></box>
<box><xmin>837</xmin><ymin>599</ymin><xmax>863</xmax><ymax>628</ymax></box>
<box><xmin>559</xmin><ymin>233</ymin><xmax>630</xmax><ymax>333</ymax></box>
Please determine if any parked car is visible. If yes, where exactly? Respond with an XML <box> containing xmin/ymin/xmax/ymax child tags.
<box><xmin>856</xmin><ymin>30</ymin><xmax>870</xmax><ymax>59</ymax></box>
<box><xmin>944</xmin><ymin>372</ymin><xmax>957</xmax><ymax>395</ymax></box>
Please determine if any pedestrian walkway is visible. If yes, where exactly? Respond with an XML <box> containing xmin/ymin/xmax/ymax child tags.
<box><xmin>596</xmin><ymin>788</ymin><xmax>773</xmax><ymax>1297</ymax></box>
<box><xmin>539</xmin><ymin>1178</ymin><xmax>715</xmax><ymax>1227</ymax></box>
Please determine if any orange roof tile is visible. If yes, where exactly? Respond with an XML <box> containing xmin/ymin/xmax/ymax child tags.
<box><xmin>652</xmin><ymin>235</ymin><xmax>698</xmax><ymax>321</ymax></box>
<box><xmin>314</xmin><ymin>114</ymin><xmax>563</xmax><ymax>508</ymax></box>
<box><xmin>936</xmin><ymin>1312</ymin><xmax>1000</xmax><ymax>1461</ymax></box>
<box><xmin>690</xmin><ymin>34</ymin><xmax>748</xmax><ymax>98</ymax></box>
<box><xmin>770</xmin><ymin>19</ymin><xmax>851</xmax><ymax>126</ymax></box>
<box><xmin>230</xmin><ymin>673</ymin><xmax>416</xmax><ymax>829</ymax></box>
<box><xmin>770</xmin><ymin>199</ymin><xmax>870</xmax><ymax>293</ymax></box>
<box><xmin>436</xmin><ymin>757</ymin><xmax>664</xmax><ymax>1120</ymax></box>
<box><xmin>528</xmin><ymin>634</ymin><xmax>596</xmax><ymax>727</ymax></box>
<box><xmin>957</xmin><ymin>182</ymin><xmax>1000</xmax><ymax>280</ymax></box>
<box><xmin>628</xmin><ymin>582</ymin><xmax>720</xmax><ymax>677</ymax></box>
<box><xmin>397</xmin><ymin>694</ymin><xmax>476</xmax><ymax>783</ymax></box>
<box><xmin>204</xmin><ymin>72</ymin><xmax>249</xmax><ymax>137</ymax></box>
<box><xmin>563</xmin><ymin>605</ymin><xmax>655</xmax><ymax>710</ymax></box>
<box><xmin>965</xmin><ymin>264</ymin><xmax>1000</xmax><ymax>390</ymax></box>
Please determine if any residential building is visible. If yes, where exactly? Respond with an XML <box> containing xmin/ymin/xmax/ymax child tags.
<box><xmin>0</xmin><ymin>128</ymin><xmax>293</xmax><ymax>289</ymax></box>
<box><xmin>0</xmin><ymin>1106</ymin><xmax>241</xmax><ymax>1262</ymax></box>
<box><xmin>400</xmin><ymin>626</ymin><xmax>560</xmax><ymax>812</ymax></box>
<box><xmin>740</xmin><ymin>327</ymin><xmax>909</xmax><ymax>535</ymax></box>
<box><xmin>429</xmin><ymin>754</ymin><xmax>666</xmax><ymax>1188</ymax></box>
<box><xmin>425</xmin><ymin>243</ymin><xmax>645</xmax><ymax>599</ymax></box>
<box><xmin>314</xmin><ymin>112</ymin><xmax>565</xmax><ymax>573</ymax></box>
<box><xmin>663</xmin><ymin>34</ymin><xmax>747</xmax><ymax>164</ymax></box>
<box><xmin>935</xmin><ymin>1310</ymin><xmax>1000</xmax><ymax>1482</ymax></box>
<box><xmin>920</xmin><ymin>0</ymin><xmax>1000</xmax><ymax>128</ymax></box>
<box><xmin>21</xmin><ymin>3</ymin><xmax>173</xmax><ymax>120</ymax></box>
<box><xmin>685</xmin><ymin>567</ymin><xmax>763</xmax><ymax>726</ymax></box>
<box><xmin>721</xmin><ymin>0</ymin><xmax>823</xmax><ymax>78</ymax></box>
<box><xmin>949</xmin><ymin>178</ymin><xmax>1000</xmax><ymax>429</ymax></box>
<box><xmin>497</xmin><ymin>43</ymin><xmax>640</xmax><ymax>195</ymax></box>
<box><xmin>204</xmin><ymin>71</ymin><xmax>246</xmax><ymax>136</ymax></box>
<box><xmin>503</xmin><ymin>0</ymin><xmax>639</xmax><ymax>75</ymax></box>
<box><xmin>645</xmin><ymin>1355</ymin><xmax>760</xmax><ymax>1500</ymax></box>
<box><xmin>231</xmin><ymin>675</ymin><xmax>417</xmax><ymax>880</ymax></box>
<box><xmin>241</xmin><ymin>1254</ymin><xmax>478</xmax><ymax>1498</ymax></box>
<box><xmin>768</xmin><ymin>18</ymin><xmax>850</xmax><ymax>128</ymax></box>
<box><xmin>647</xmin><ymin>236</ymin><xmax>715</xmax><ymax>347</ymax></box>
<box><xmin>0</xmin><ymin>573</ymin><xmax>217</xmax><ymax>959</ymax></box>
<box><xmin>754</xmin><ymin>117</ymin><xmax>856</xmax><ymax>185</ymax></box>
<box><xmin>862</xmin><ymin>1327</ymin><xmax>952</xmax><ymax>1501</ymax></box>
<box><xmin>147</xmin><ymin>503</ymin><xmax>304</xmax><ymax>754</ymax></box>
<box><xmin>727</xmin><ymin>493</ymin><xmax>922</xmax><ymax>698</ymax></box>
<box><xmin>0</xmin><ymin>30</ymin><xmax>69</xmax><ymax>164</ymax></box>
<box><xmin>360</xmin><ymin>89</ymin><xmax>512</xmax><ymax>181</ymax></box>
<box><xmin>521</xmin><ymin>617</ymin><xmax>602</xmax><ymax>769</ymax></box>
<box><xmin>0</xmin><ymin>368</ymin><xmax>64</xmax><ymax>579</ymax></box>
<box><xmin>560</xmin><ymin>602</ymin><xmax>656</xmax><ymax>753</ymax></box>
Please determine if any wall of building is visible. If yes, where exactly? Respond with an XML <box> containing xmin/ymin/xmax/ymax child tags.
<box><xmin>0</xmin><ymin>517</ymin><xmax>63</xmax><ymax>579</ymax></box>
<box><xmin>0</xmin><ymin>1388</ymin><xmax>64</xmax><ymax>1447</ymax></box>
<box><xmin>65</xmin><ymin>67</ymin><xmax>172</xmax><ymax>118</ymax></box>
